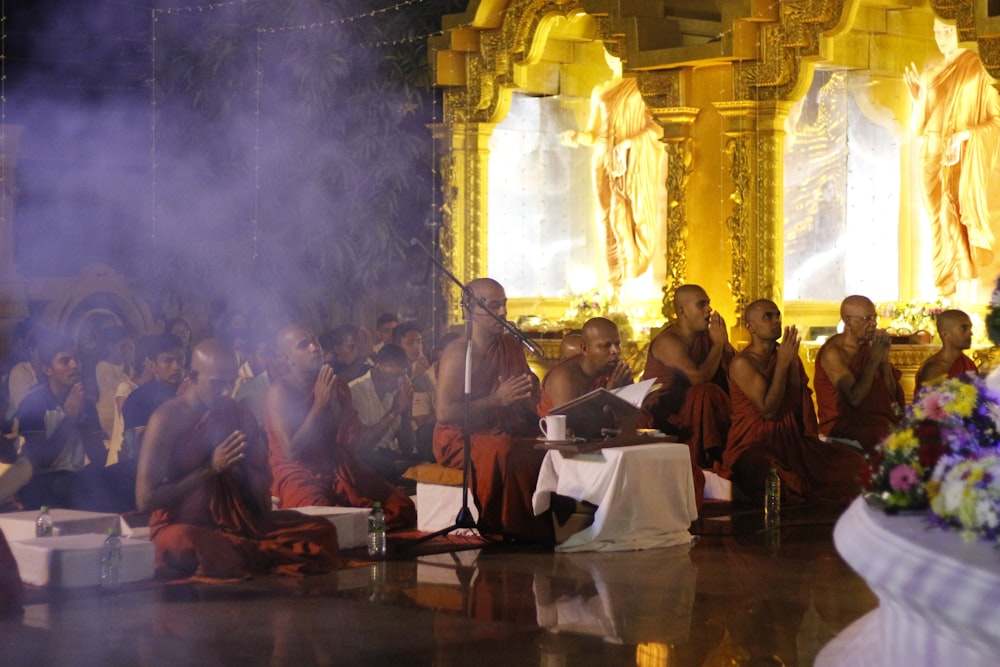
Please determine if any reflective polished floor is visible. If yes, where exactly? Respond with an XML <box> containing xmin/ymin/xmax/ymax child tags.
<box><xmin>1</xmin><ymin>505</ymin><xmax>877</xmax><ymax>666</ymax></box>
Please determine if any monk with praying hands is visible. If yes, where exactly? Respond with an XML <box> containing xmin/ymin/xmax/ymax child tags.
<box><xmin>539</xmin><ymin>317</ymin><xmax>632</xmax><ymax>415</ymax></box>
<box><xmin>814</xmin><ymin>295</ymin><xmax>905</xmax><ymax>454</ymax></box>
<box><xmin>136</xmin><ymin>339</ymin><xmax>339</xmax><ymax>581</ymax></box>
<box><xmin>722</xmin><ymin>301</ymin><xmax>864</xmax><ymax>506</ymax></box>
<box><xmin>914</xmin><ymin>309</ymin><xmax>977</xmax><ymax>395</ymax></box>
<box><xmin>264</xmin><ymin>325</ymin><xmax>415</xmax><ymax>529</ymax></box>
<box><xmin>641</xmin><ymin>283</ymin><xmax>734</xmax><ymax>504</ymax></box>
<box><xmin>432</xmin><ymin>278</ymin><xmax>551</xmax><ymax>544</ymax></box>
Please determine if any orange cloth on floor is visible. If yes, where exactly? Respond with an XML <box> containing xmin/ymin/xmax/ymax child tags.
<box><xmin>266</xmin><ymin>378</ymin><xmax>415</xmax><ymax>530</ymax></box>
<box><xmin>149</xmin><ymin>401</ymin><xmax>340</xmax><ymax>580</ymax></box>
<box><xmin>433</xmin><ymin>336</ymin><xmax>550</xmax><ymax>542</ymax></box>
<box><xmin>914</xmin><ymin>353</ymin><xmax>978</xmax><ymax>396</ymax></box>
<box><xmin>814</xmin><ymin>342</ymin><xmax>904</xmax><ymax>454</ymax></box>
<box><xmin>722</xmin><ymin>351</ymin><xmax>864</xmax><ymax>506</ymax></box>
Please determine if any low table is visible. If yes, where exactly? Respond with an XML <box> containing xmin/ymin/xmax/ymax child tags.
<box><xmin>817</xmin><ymin>497</ymin><xmax>1000</xmax><ymax>667</ymax></box>
<box><xmin>531</xmin><ymin>442</ymin><xmax>697</xmax><ymax>552</ymax></box>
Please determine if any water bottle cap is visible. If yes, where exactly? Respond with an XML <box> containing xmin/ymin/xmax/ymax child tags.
<box><xmin>769</xmin><ymin>467</ymin><xmax>777</xmax><ymax>473</ymax></box>
<box><xmin>40</xmin><ymin>506</ymin><xmax>49</xmax><ymax>512</ymax></box>
<box><xmin>373</xmin><ymin>501</ymin><xmax>382</xmax><ymax>509</ymax></box>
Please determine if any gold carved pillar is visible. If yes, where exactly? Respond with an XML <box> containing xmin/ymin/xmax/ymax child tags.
<box><xmin>713</xmin><ymin>101</ymin><xmax>793</xmax><ymax>317</ymax></box>
<box><xmin>639</xmin><ymin>70</ymin><xmax>697</xmax><ymax>321</ymax></box>
<box><xmin>439</xmin><ymin>117</ymin><xmax>495</xmax><ymax>323</ymax></box>
<box><xmin>651</xmin><ymin>108</ymin><xmax>698</xmax><ymax>320</ymax></box>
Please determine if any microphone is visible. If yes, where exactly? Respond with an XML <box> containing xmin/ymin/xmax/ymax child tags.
<box><xmin>504</xmin><ymin>320</ymin><xmax>546</xmax><ymax>359</ymax></box>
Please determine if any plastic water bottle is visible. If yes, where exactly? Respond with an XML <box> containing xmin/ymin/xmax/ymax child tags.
<box><xmin>764</xmin><ymin>467</ymin><xmax>781</xmax><ymax>528</ymax></box>
<box><xmin>99</xmin><ymin>528</ymin><xmax>122</xmax><ymax>591</ymax></box>
<box><xmin>367</xmin><ymin>501</ymin><xmax>387</xmax><ymax>558</ymax></box>
<box><xmin>35</xmin><ymin>506</ymin><xmax>53</xmax><ymax>537</ymax></box>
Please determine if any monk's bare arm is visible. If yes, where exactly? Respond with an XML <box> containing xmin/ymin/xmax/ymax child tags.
<box><xmin>820</xmin><ymin>339</ymin><xmax>883</xmax><ymax>408</ymax></box>
<box><xmin>916</xmin><ymin>354</ymin><xmax>949</xmax><ymax>389</ymax></box>
<box><xmin>435</xmin><ymin>341</ymin><xmax>533</xmax><ymax>429</ymax></box>
<box><xmin>649</xmin><ymin>333</ymin><xmax>724</xmax><ymax>386</ymax></box>
<box><xmin>265</xmin><ymin>374</ymin><xmax>334</xmax><ymax>459</ymax></box>
<box><xmin>543</xmin><ymin>364</ymin><xmax>583</xmax><ymax>409</ymax></box>
<box><xmin>135</xmin><ymin>403</ymin><xmax>247</xmax><ymax>513</ymax></box>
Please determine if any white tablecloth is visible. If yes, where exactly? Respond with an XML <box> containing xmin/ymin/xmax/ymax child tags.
<box><xmin>531</xmin><ymin>442</ymin><xmax>697</xmax><ymax>552</ymax></box>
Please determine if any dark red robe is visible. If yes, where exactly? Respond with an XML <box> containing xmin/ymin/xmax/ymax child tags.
<box><xmin>433</xmin><ymin>335</ymin><xmax>550</xmax><ymax>543</ymax></box>
<box><xmin>814</xmin><ymin>341</ymin><xmax>904</xmax><ymax>454</ymax></box>
<box><xmin>914</xmin><ymin>353</ymin><xmax>978</xmax><ymax>395</ymax></box>
<box><xmin>641</xmin><ymin>327</ymin><xmax>734</xmax><ymax>467</ymax></box>
<box><xmin>266</xmin><ymin>378</ymin><xmax>415</xmax><ymax>530</ymax></box>
<box><xmin>149</xmin><ymin>400</ymin><xmax>340</xmax><ymax>581</ymax></box>
<box><xmin>723</xmin><ymin>351</ymin><xmax>864</xmax><ymax>506</ymax></box>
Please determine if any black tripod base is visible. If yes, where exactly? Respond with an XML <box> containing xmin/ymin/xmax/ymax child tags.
<box><xmin>410</xmin><ymin>505</ymin><xmax>479</xmax><ymax>546</ymax></box>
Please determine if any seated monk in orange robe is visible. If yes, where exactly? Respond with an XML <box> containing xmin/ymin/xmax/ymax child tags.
<box><xmin>543</xmin><ymin>317</ymin><xmax>707</xmax><ymax>509</ymax></box>
<box><xmin>723</xmin><ymin>301</ymin><xmax>864</xmax><ymax>505</ymax></box>
<box><xmin>641</xmin><ymin>285</ymin><xmax>735</xmax><ymax>469</ymax></box>
<box><xmin>136</xmin><ymin>339</ymin><xmax>339</xmax><ymax>581</ymax></box>
<box><xmin>265</xmin><ymin>326</ymin><xmax>415</xmax><ymax>529</ymax></box>
<box><xmin>814</xmin><ymin>295</ymin><xmax>904</xmax><ymax>454</ymax></box>
<box><xmin>433</xmin><ymin>278</ymin><xmax>551</xmax><ymax>544</ymax></box>
<box><xmin>914</xmin><ymin>309</ymin><xmax>978</xmax><ymax>395</ymax></box>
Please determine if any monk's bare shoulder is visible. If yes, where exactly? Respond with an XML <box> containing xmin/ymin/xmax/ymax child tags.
<box><xmin>649</xmin><ymin>326</ymin><xmax>687</xmax><ymax>364</ymax></box>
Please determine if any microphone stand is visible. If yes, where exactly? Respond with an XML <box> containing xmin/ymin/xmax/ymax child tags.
<box><xmin>405</xmin><ymin>239</ymin><xmax>485</xmax><ymax>545</ymax></box>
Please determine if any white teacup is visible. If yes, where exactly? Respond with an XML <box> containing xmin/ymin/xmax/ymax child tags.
<box><xmin>539</xmin><ymin>414</ymin><xmax>567</xmax><ymax>441</ymax></box>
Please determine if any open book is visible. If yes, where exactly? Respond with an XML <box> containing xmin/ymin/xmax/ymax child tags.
<box><xmin>548</xmin><ymin>378</ymin><xmax>659</xmax><ymax>441</ymax></box>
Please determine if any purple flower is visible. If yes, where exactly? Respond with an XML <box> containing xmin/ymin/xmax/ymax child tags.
<box><xmin>889</xmin><ymin>465</ymin><xmax>920</xmax><ymax>491</ymax></box>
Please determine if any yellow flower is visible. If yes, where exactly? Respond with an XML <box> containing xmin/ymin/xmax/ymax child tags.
<box><xmin>926</xmin><ymin>479</ymin><xmax>940</xmax><ymax>501</ymax></box>
<box><xmin>885</xmin><ymin>428</ymin><xmax>917</xmax><ymax>452</ymax></box>
<box><xmin>948</xmin><ymin>383</ymin><xmax>977</xmax><ymax>418</ymax></box>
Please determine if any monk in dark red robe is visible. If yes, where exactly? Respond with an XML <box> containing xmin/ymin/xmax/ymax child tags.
<box><xmin>266</xmin><ymin>326</ymin><xmax>415</xmax><ymax>529</ymax></box>
<box><xmin>137</xmin><ymin>340</ymin><xmax>339</xmax><ymax>581</ymax></box>
<box><xmin>433</xmin><ymin>278</ymin><xmax>551</xmax><ymax>543</ymax></box>
<box><xmin>724</xmin><ymin>301</ymin><xmax>864</xmax><ymax>506</ymax></box>
<box><xmin>914</xmin><ymin>309</ymin><xmax>978</xmax><ymax>395</ymax></box>
<box><xmin>641</xmin><ymin>285</ymin><xmax>735</xmax><ymax>469</ymax></box>
<box><xmin>538</xmin><ymin>317</ymin><xmax>633</xmax><ymax>417</ymax></box>
<box><xmin>814</xmin><ymin>296</ymin><xmax>904</xmax><ymax>454</ymax></box>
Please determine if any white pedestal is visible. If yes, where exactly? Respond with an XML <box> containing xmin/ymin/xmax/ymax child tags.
<box><xmin>817</xmin><ymin>497</ymin><xmax>1000</xmax><ymax>667</ymax></box>
<box><xmin>288</xmin><ymin>506</ymin><xmax>370</xmax><ymax>549</ymax></box>
<box><xmin>0</xmin><ymin>509</ymin><xmax>121</xmax><ymax>542</ymax></box>
<box><xmin>415</xmin><ymin>482</ymin><xmax>479</xmax><ymax>533</ymax></box>
<box><xmin>10</xmin><ymin>534</ymin><xmax>155</xmax><ymax>587</ymax></box>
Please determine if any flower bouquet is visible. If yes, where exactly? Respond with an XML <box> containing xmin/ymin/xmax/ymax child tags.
<box><xmin>865</xmin><ymin>374</ymin><xmax>1000</xmax><ymax>527</ymax></box>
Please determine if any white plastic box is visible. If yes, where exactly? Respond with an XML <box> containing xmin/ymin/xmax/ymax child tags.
<box><xmin>10</xmin><ymin>534</ymin><xmax>155</xmax><ymax>587</ymax></box>
<box><xmin>288</xmin><ymin>506</ymin><xmax>370</xmax><ymax>549</ymax></box>
<box><xmin>0</xmin><ymin>508</ymin><xmax>121</xmax><ymax>542</ymax></box>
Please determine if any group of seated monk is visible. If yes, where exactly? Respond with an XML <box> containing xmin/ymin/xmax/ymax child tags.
<box><xmin>0</xmin><ymin>279</ymin><xmax>980</xmax><ymax>581</ymax></box>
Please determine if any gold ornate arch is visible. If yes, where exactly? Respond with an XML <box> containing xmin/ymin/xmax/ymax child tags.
<box><xmin>431</xmin><ymin>0</ymin><xmax>997</xmax><ymax>325</ymax></box>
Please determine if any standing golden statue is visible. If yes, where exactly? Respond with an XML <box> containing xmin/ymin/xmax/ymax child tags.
<box><xmin>562</xmin><ymin>54</ymin><xmax>662</xmax><ymax>290</ymax></box>
<box><xmin>905</xmin><ymin>18</ymin><xmax>1000</xmax><ymax>298</ymax></box>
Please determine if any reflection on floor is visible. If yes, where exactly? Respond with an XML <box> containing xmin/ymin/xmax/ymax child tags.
<box><xmin>2</xmin><ymin>504</ymin><xmax>877</xmax><ymax>666</ymax></box>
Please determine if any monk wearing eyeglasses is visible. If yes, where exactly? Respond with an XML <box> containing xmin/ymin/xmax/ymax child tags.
<box><xmin>814</xmin><ymin>295</ymin><xmax>904</xmax><ymax>454</ymax></box>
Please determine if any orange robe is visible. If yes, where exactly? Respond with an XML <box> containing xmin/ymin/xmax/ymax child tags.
<box><xmin>266</xmin><ymin>378</ymin><xmax>415</xmax><ymax>530</ymax></box>
<box><xmin>814</xmin><ymin>342</ymin><xmax>904</xmax><ymax>454</ymax></box>
<box><xmin>723</xmin><ymin>351</ymin><xmax>864</xmax><ymax>506</ymax></box>
<box><xmin>433</xmin><ymin>335</ymin><xmax>550</xmax><ymax>543</ymax></box>
<box><xmin>641</xmin><ymin>328</ymin><xmax>734</xmax><ymax>466</ymax></box>
<box><xmin>914</xmin><ymin>352</ymin><xmax>978</xmax><ymax>395</ymax></box>
<box><xmin>149</xmin><ymin>400</ymin><xmax>339</xmax><ymax>581</ymax></box>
